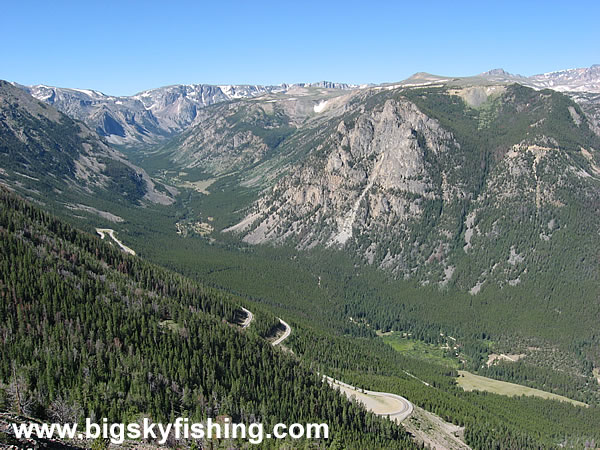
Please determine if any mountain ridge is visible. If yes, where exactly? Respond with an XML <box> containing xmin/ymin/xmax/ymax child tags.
<box><xmin>218</xmin><ymin>83</ymin><xmax>600</xmax><ymax>298</ymax></box>
<box><xmin>16</xmin><ymin>65</ymin><xmax>599</xmax><ymax>147</ymax></box>
<box><xmin>17</xmin><ymin>81</ymin><xmax>359</xmax><ymax>146</ymax></box>
<box><xmin>0</xmin><ymin>80</ymin><xmax>174</xmax><ymax>215</ymax></box>
<box><xmin>478</xmin><ymin>64</ymin><xmax>600</xmax><ymax>92</ymax></box>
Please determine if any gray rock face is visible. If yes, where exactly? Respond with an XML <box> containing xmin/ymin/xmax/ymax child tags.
<box><xmin>21</xmin><ymin>84</ymin><xmax>163</xmax><ymax>146</ymax></box>
<box><xmin>0</xmin><ymin>81</ymin><xmax>173</xmax><ymax>206</ymax></box>
<box><xmin>568</xmin><ymin>92</ymin><xmax>600</xmax><ymax>136</ymax></box>
<box><xmin>164</xmin><ymin>100</ymin><xmax>289</xmax><ymax>176</ymax></box>
<box><xmin>157</xmin><ymin>85</ymin><xmax>363</xmax><ymax>179</ymax></box>
<box><xmin>235</xmin><ymin>97</ymin><xmax>462</xmax><ymax>259</ymax></box>
<box><xmin>18</xmin><ymin>82</ymin><xmax>356</xmax><ymax>147</ymax></box>
<box><xmin>226</xmin><ymin>83</ymin><xmax>600</xmax><ymax>290</ymax></box>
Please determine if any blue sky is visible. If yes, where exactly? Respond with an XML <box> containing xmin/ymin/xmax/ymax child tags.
<box><xmin>3</xmin><ymin>0</ymin><xmax>599</xmax><ymax>96</ymax></box>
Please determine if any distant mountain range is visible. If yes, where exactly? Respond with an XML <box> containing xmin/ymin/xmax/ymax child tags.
<box><xmin>480</xmin><ymin>65</ymin><xmax>600</xmax><ymax>93</ymax></box>
<box><xmin>11</xmin><ymin>65</ymin><xmax>600</xmax><ymax>147</ymax></box>
<box><xmin>2</xmin><ymin>66</ymin><xmax>599</xmax><ymax>290</ymax></box>
<box><xmin>1</xmin><ymin>63</ymin><xmax>599</xmax><ymax>368</ymax></box>
<box><xmin>15</xmin><ymin>81</ymin><xmax>358</xmax><ymax>146</ymax></box>
<box><xmin>0</xmin><ymin>80</ymin><xmax>174</xmax><ymax>216</ymax></box>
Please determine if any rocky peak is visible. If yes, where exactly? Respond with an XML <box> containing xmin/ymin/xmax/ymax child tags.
<box><xmin>481</xmin><ymin>68</ymin><xmax>512</xmax><ymax>77</ymax></box>
<box><xmin>231</xmin><ymin>96</ymin><xmax>459</xmax><ymax>252</ymax></box>
<box><xmin>19</xmin><ymin>81</ymin><xmax>354</xmax><ymax>146</ymax></box>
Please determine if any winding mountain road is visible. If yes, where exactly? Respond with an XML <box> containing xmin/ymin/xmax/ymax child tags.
<box><xmin>240</xmin><ymin>307</ymin><xmax>254</xmax><ymax>328</ymax></box>
<box><xmin>271</xmin><ymin>318</ymin><xmax>291</xmax><ymax>346</ymax></box>
<box><xmin>238</xmin><ymin>310</ymin><xmax>413</xmax><ymax>422</ymax></box>
<box><xmin>324</xmin><ymin>376</ymin><xmax>414</xmax><ymax>423</ymax></box>
<box><xmin>96</xmin><ymin>228</ymin><xmax>136</xmax><ymax>255</ymax></box>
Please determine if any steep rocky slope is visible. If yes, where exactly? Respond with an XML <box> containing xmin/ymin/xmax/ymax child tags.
<box><xmin>569</xmin><ymin>91</ymin><xmax>600</xmax><ymax>135</ymax></box>
<box><xmin>0</xmin><ymin>80</ymin><xmax>174</xmax><ymax>212</ymax></box>
<box><xmin>226</xmin><ymin>84</ymin><xmax>600</xmax><ymax>293</ymax></box>
<box><xmin>18</xmin><ymin>81</ymin><xmax>357</xmax><ymax>146</ymax></box>
<box><xmin>157</xmin><ymin>85</ymin><xmax>357</xmax><ymax>179</ymax></box>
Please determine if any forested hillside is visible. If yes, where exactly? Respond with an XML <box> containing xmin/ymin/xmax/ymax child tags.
<box><xmin>3</xmin><ymin>74</ymin><xmax>600</xmax><ymax>448</ymax></box>
<box><xmin>231</xmin><ymin>84</ymin><xmax>600</xmax><ymax>296</ymax></box>
<box><xmin>0</xmin><ymin>188</ymin><xmax>418</xmax><ymax>448</ymax></box>
<box><xmin>0</xmin><ymin>80</ymin><xmax>174</xmax><ymax>217</ymax></box>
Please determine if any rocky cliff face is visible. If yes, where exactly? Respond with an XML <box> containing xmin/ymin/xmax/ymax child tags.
<box><xmin>234</xmin><ymin>98</ymin><xmax>461</xmax><ymax>251</ymax></box>
<box><xmin>152</xmin><ymin>85</ymin><xmax>363</xmax><ymax>184</ymax></box>
<box><xmin>226</xmin><ymin>84</ymin><xmax>600</xmax><ymax>291</ymax></box>
<box><xmin>568</xmin><ymin>92</ymin><xmax>600</xmax><ymax>136</ymax></box>
<box><xmin>0</xmin><ymin>81</ymin><xmax>174</xmax><ymax>209</ymax></box>
<box><xmin>21</xmin><ymin>84</ymin><xmax>164</xmax><ymax>146</ymax></box>
<box><xmin>164</xmin><ymin>100</ymin><xmax>291</xmax><ymax>176</ymax></box>
<box><xmin>18</xmin><ymin>82</ymin><xmax>357</xmax><ymax>147</ymax></box>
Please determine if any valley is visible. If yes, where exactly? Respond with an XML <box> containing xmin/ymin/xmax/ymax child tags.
<box><xmin>2</xmin><ymin>65</ymin><xmax>600</xmax><ymax>448</ymax></box>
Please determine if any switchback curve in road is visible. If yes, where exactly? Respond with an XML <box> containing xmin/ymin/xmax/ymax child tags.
<box><xmin>96</xmin><ymin>228</ymin><xmax>136</xmax><ymax>255</ymax></box>
<box><xmin>240</xmin><ymin>307</ymin><xmax>254</xmax><ymax>328</ymax></box>
<box><xmin>239</xmin><ymin>314</ymin><xmax>412</xmax><ymax>422</ymax></box>
<box><xmin>324</xmin><ymin>376</ymin><xmax>413</xmax><ymax>423</ymax></box>
<box><xmin>271</xmin><ymin>318</ymin><xmax>291</xmax><ymax>346</ymax></box>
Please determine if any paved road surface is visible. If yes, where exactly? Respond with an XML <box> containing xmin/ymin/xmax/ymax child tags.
<box><xmin>241</xmin><ymin>314</ymin><xmax>412</xmax><ymax>422</ymax></box>
<box><xmin>271</xmin><ymin>318</ymin><xmax>291</xmax><ymax>346</ymax></box>
<box><xmin>96</xmin><ymin>228</ymin><xmax>136</xmax><ymax>255</ymax></box>
<box><xmin>240</xmin><ymin>307</ymin><xmax>254</xmax><ymax>328</ymax></box>
<box><xmin>324</xmin><ymin>376</ymin><xmax>413</xmax><ymax>423</ymax></box>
